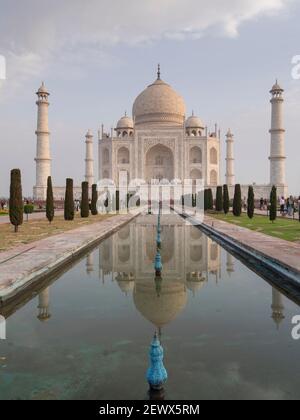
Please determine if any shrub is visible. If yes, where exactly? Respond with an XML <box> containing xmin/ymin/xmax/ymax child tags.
<box><xmin>91</xmin><ymin>184</ymin><xmax>98</xmax><ymax>215</ymax></box>
<box><xmin>270</xmin><ymin>186</ymin><xmax>277</xmax><ymax>223</ymax></box>
<box><xmin>9</xmin><ymin>169</ymin><xmax>23</xmax><ymax>232</ymax></box>
<box><xmin>46</xmin><ymin>176</ymin><xmax>54</xmax><ymax>223</ymax></box>
<box><xmin>216</xmin><ymin>186</ymin><xmax>223</xmax><ymax>212</ymax></box>
<box><xmin>233</xmin><ymin>184</ymin><xmax>242</xmax><ymax>216</ymax></box>
<box><xmin>207</xmin><ymin>189</ymin><xmax>214</xmax><ymax>210</ymax></box>
<box><xmin>64</xmin><ymin>178</ymin><xmax>74</xmax><ymax>221</ymax></box>
<box><xmin>81</xmin><ymin>182</ymin><xmax>90</xmax><ymax>218</ymax></box>
<box><xmin>223</xmin><ymin>185</ymin><xmax>230</xmax><ymax>215</ymax></box>
<box><xmin>247</xmin><ymin>186</ymin><xmax>255</xmax><ymax>219</ymax></box>
<box><xmin>24</xmin><ymin>204</ymin><xmax>34</xmax><ymax>221</ymax></box>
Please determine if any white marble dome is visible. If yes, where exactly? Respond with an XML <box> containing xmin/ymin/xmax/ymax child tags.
<box><xmin>132</xmin><ymin>77</ymin><xmax>186</xmax><ymax>126</ymax></box>
<box><xmin>186</xmin><ymin>114</ymin><xmax>205</xmax><ymax>129</ymax></box>
<box><xmin>116</xmin><ymin>114</ymin><xmax>134</xmax><ymax>130</ymax></box>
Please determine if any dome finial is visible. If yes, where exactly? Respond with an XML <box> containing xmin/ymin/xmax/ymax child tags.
<box><xmin>157</xmin><ymin>64</ymin><xmax>161</xmax><ymax>80</ymax></box>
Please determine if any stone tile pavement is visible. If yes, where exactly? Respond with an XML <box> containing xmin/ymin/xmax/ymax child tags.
<box><xmin>204</xmin><ymin>215</ymin><xmax>300</xmax><ymax>274</ymax></box>
<box><xmin>0</xmin><ymin>211</ymin><xmax>140</xmax><ymax>302</ymax></box>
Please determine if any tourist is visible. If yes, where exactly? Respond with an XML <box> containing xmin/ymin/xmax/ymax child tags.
<box><xmin>288</xmin><ymin>196</ymin><xmax>294</xmax><ymax>217</ymax></box>
<box><xmin>260</xmin><ymin>197</ymin><xmax>264</xmax><ymax>210</ymax></box>
<box><xmin>263</xmin><ymin>199</ymin><xmax>268</xmax><ymax>210</ymax></box>
<box><xmin>280</xmin><ymin>196</ymin><xmax>285</xmax><ymax>216</ymax></box>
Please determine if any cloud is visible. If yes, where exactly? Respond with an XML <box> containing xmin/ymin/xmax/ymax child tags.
<box><xmin>0</xmin><ymin>0</ymin><xmax>295</xmax><ymax>93</ymax></box>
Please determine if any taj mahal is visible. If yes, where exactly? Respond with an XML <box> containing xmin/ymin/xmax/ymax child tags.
<box><xmin>33</xmin><ymin>66</ymin><xmax>288</xmax><ymax>200</ymax></box>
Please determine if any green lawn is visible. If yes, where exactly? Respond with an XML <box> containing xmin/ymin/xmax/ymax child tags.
<box><xmin>209</xmin><ymin>212</ymin><xmax>300</xmax><ymax>242</ymax></box>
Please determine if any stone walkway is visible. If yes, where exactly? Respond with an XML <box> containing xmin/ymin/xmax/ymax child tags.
<box><xmin>0</xmin><ymin>211</ymin><xmax>140</xmax><ymax>302</ymax></box>
<box><xmin>204</xmin><ymin>215</ymin><xmax>300</xmax><ymax>274</ymax></box>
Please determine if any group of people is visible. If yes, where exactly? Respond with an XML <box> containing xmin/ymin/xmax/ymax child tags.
<box><xmin>279</xmin><ymin>196</ymin><xmax>300</xmax><ymax>217</ymax></box>
<box><xmin>258</xmin><ymin>195</ymin><xmax>300</xmax><ymax>217</ymax></box>
<box><xmin>0</xmin><ymin>200</ymin><xmax>8</xmax><ymax>211</ymax></box>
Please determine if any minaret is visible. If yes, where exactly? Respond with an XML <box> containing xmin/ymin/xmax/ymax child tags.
<box><xmin>269</xmin><ymin>81</ymin><xmax>286</xmax><ymax>187</ymax></box>
<box><xmin>225</xmin><ymin>129</ymin><xmax>235</xmax><ymax>186</ymax></box>
<box><xmin>271</xmin><ymin>288</ymin><xmax>285</xmax><ymax>330</ymax></box>
<box><xmin>85</xmin><ymin>129</ymin><xmax>94</xmax><ymax>190</ymax></box>
<box><xmin>34</xmin><ymin>82</ymin><xmax>51</xmax><ymax>200</ymax></box>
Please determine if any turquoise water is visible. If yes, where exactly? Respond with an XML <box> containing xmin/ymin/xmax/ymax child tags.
<box><xmin>0</xmin><ymin>214</ymin><xmax>300</xmax><ymax>400</ymax></box>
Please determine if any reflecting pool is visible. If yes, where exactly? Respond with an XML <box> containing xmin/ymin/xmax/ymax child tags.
<box><xmin>0</xmin><ymin>214</ymin><xmax>300</xmax><ymax>400</ymax></box>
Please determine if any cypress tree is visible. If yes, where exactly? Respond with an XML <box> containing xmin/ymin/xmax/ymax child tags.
<box><xmin>81</xmin><ymin>182</ymin><xmax>90</xmax><ymax>218</ymax></box>
<box><xmin>204</xmin><ymin>189</ymin><xmax>208</xmax><ymax>211</ymax></box>
<box><xmin>216</xmin><ymin>186</ymin><xmax>223</xmax><ymax>212</ymax></box>
<box><xmin>46</xmin><ymin>176</ymin><xmax>55</xmax><ymax>223</ymax></box>
<box><xmin>64</xmin><ymin>178</ymin><xmax>74</xmax><ymax>221</ymax></box>
<box><xmin>247</xmin><ymin>186</ymin><xmax>255</xmax><ymax>219</ymax></box>
<box><xmin>91</xmin><ymin>184</ymin><xmax>98</xmax><ymax>216</ymax></box>
<box><xmin>233</xmin><ymin>184</ymin><xmax>242</xmax><ymax>216</ymax></box>
<box><xmin>9</xmin><ymin>169</ymin><xmax>23</xmax><ymax>233</ymax></box>
<box><xmin>223</xmin><ymin>185</ymin><xmax>230</xmax><ymax>215</ymax></box>
<box><xmin>270</xmin><ymin>185</ymin><xmax>277</xmax><ymax>223</ymax></box>
<box><xmin>207</xmin><ymin>189</ymin><xmax>213</xmax><ymax>210</ymax></box>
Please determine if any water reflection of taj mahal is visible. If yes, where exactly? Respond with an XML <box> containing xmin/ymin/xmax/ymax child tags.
<box><xmin>99</xmin><ymin>215</ymin><xmax>221</xmax><ymax>328</ymax></box>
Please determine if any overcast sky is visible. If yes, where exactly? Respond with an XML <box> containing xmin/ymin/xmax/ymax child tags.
<box><xmin>0</xmin><ymin>0</ymin><xmax>300</xmax><ymax>196</ymax></box>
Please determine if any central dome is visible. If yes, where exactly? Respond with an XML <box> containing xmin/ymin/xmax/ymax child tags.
<box><xmin>132</xmin><ymin>73</ymin><xmax>186</xmax><ymax>127</ymax></box>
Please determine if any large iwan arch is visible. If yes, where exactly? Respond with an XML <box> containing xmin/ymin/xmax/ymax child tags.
<box><xmin>118</xmin><ymin>147</ymin><xmax>130</xmax><ymax>164</ymax></box>
<box><xmin>145</xmin><ymin>144</ymin><xmax>174</xmax><ymax>182</ymax></box>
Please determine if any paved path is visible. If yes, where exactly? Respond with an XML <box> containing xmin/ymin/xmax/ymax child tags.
<box><xmin>0</xmin><ymin>211</ymin><xmax>140</xmax><ymax>302</ymax></box>
<box><xmin>204</xmin><ymin>214</ymin><xmax>300</xmax><ymax>274</ymax></box>
<box><xmin>0</xmin><ymin>210</ymin><xmax>64</xmax><ymax>224</ymax></box>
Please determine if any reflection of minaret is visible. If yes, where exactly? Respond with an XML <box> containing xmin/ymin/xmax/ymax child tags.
<box><xmin>226</xmin><ymin>252</ymin><xmax>235</xmax><ymax>275</ymax></box>
<box><xmin>86</xmin><ymin>253</ymin><xmax>94</xmax><ymax>275</ymax></box>
<box><xmin>37</xmin><ymin>288</ymin><xmax>51</xmax><ymax>322</ymax></box>
<box><xmin>271</xmin><ymin>288</ymin><xmax>285</xmax><ymax>330</ymax></box>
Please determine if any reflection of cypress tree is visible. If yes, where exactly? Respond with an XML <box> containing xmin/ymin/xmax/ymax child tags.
<box><xmin>223</xmin><ymin>185</ymin><xmax>230</xmax><ymax>215</ymax></box>
<box><xmin>233</xmin><ymin>184</ymin><xmax>242</xmax><ymax>216</ymax></box>
<box><xmin>64</xmin><ymin>178</ymin><xmax>74</xmax><ymax>221</ymax></box>
<box><xmin>9</xmin><ymin>169</ymin><xmax>23</xmax><ymax>233</ymax></box>
<box><xmin>46</xmin><ymin>176</ymin><xmax>54</xmax><ymax>223</ymax></box>
<box><xmin>216</xmin><ymin>186</ymin><xmax>223</xmax><ymax>212</ymax></box>
<box><xmin>91</xmin><ymin>184</ymin><xmax>98</xmax><ymax>216</ymax></box>
<box><xmin>270</xmin><ymin>186</ymin><xmax>277</xmax><ymax>223</ymax></box>
<box><xmin>247</xmin><ymin>186</ymin><xmax>255</xmax><ymax>219</ymax></box>
<box><xmin>81</xmin><ymin>182</ymin><xmax>90</xmax><ymax>218</ymax></box>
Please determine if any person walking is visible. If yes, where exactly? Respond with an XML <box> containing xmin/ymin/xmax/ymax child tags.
<box><xmin>280</xmin><ymin>196</ymin><xmax>285</xmax><ymax>216</ymax></box>
<box><xmin>260</xmin><ymin>197</ymin><xmax>264</xmax><ymax>211</ymax></box>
